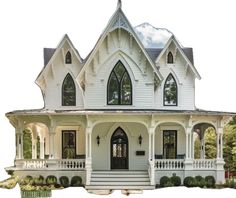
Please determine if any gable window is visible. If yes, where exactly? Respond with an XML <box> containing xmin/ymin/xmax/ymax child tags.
<box><xmin>62</xmin><ymin>73</ymin><xmax>76</xmax><ymax>106</ymax></box>
<box><xmin>167</xmin><ymin>52</ymin><xmax>174</xmax><ymax>64</ymax></box>
<box><xmin>65</xmin><ymin>51</ymin><xmax>72</xmax><ymax>64</ymax></box>
<box><xmin>164</xmin><ymin>74</ymin><xmax>177</xmax><ymax>106</ymax></box>
<box><xmin>107</xmin><ymin>61</ymin><xmax>132</xmax><ymax>105</ymax></box>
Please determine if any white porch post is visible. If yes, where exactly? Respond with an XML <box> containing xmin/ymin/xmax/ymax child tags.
<box><xmin>184</xmin><ymin>127</ymin><xmax>193</xmax><ymax>174</ymax></box>
<box><xmin>86</xmin><ymin>126</ymin><xmax>92</xmax><ymax>185</ymax></box>
<box><xmin>216</xmin><ymin>127</ymin><xmax>225</xmax><ymax>184</ymax></box>
<box><xmin>15</xmin><ymin>128</ymin><xmax>23</xmax><ymax>159</ymax></box>
<box><xmin>49</xmin><ymin>126</ymin><xmax>56</xmax><ymax>159</ymax></box>
<box><xmin>185</xmin><ymin>127</ymin><xmax>192</xmax><ymax>159</ymax></box>
<box><xmin>148</xmin><ymin>126</ymin><xmax>155</xmax><ymax>185</ymax></box>
<box><xmin>40</xmin><ymin>139</ymin><xmax>45</xmax><ymax>159</ymax></box>
<box><xmin>217</xmin><ymin>127</ymin><xmax>223</xmax><ymax>159</ymax></box>
<box><xmin>32</xmin><ymin>139</ymin><xmax>37</xmax><ymax>159</ymax></box>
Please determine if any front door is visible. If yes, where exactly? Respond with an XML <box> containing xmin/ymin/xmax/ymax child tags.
<box><xmin>111</xmin><ymin>127</ymin><xmax>128</xmax><ymax>169</ymax></box>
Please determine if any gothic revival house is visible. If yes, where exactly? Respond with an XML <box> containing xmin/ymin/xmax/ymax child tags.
<box><xmin>4</xmin><ymin>0</ymin><xmax>233</xmax><ymax>191</ymax></box>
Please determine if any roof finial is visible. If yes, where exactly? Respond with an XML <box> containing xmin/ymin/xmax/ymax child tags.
<box><xmin>117</xmin><ymin>0</ymin><xmax>122</xmax><ymax>9</ymax></box>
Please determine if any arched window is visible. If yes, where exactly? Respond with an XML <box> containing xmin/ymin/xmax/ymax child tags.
<box><xmin>167</xmin><ymin>52</ymin><xmax>174</xmax><ymax>64</ymax></box>
<box><xmin>62</xmin><ymin>73</ymin><xmax>76</xmax><ymax>106</ymax></box>
<box><xmin>107</xmin><ymin>61</ymin><xmax>132</xmax><ymax>105</ymax></box>
<box><xmin>164</xmin><ymin>74</ymin><xmax>177</xmax><ymax>106</ymax></box>
<box><xmin>65</xmin><ymin>51</ymin><xmax>72</xmax><ymax>64</ymax></box>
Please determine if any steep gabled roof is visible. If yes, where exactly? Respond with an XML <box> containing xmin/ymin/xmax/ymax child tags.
<box><xmin>155</xmin><ymin>36</ymin><xmax>201</xmax><ymax>79</ymax></box>
<box><xmin>77</xmin><ymin>6</ymin><xmax>163</xmax><ymax>82</ymax></box>
<box><xmin>36</xmin><ymin>34</ymin><xmax>83</xmax><ymax>87</ymax></box>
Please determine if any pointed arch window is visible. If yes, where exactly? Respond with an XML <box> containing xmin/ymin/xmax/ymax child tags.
<box><xmin>107</xmin><ymin>61</ymin><xmax>132</xmax><ymax>105</ymax></box>
<box><xmin>164</xmin><ymin>74</ymin><xmax>177</xmax><ymax>106</ymax></box>
<box><xmin>167</xmin><ymin>52</ymin><xmax>174</xmax><ymax>64</ymax></box>
<box><xmin>65</xmin><ymin>51</ymin><xmax>72</xmax><ymax>64</ymax></box>
<box><xmin>62</xmin><ymin>73</ymin><xmax>76</xmax><ymax>106</ymax></box>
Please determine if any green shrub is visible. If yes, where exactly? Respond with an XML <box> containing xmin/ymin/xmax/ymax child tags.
<box><xmin>205</xmin><ymin>176</ymin><xmax>215</xmax><ymax>188</ymax></box>
<box><xmin>71</xmin><ymin>176</ymin><xmax>82</xmax><ymax>187</ymax></box>
<box><xmin>33</xmin><ymin>175</ymin><xmax>44</xmax><ymax>185</ymax></box>
<box><xmin>160</xmin><ymin>176</ymin><xmax>171</xmax><ymax>187</ymax></box>
<box><xmin>225</xmin><ymin>179</ymin><xmax>236</xmax><ymax>188</ymax></box>
<box><xmin>195</xmin><ymin>176</ymin><xmax>205</xmax><ymax>188</ymax></box>
<box><xmin>184</xmin><ymin>176</ymin><xmax>196</xmax><ymax>187</ymax></box>
<box><xmin>170</xmin><ymin>174</ymin><xmax>181</xmax><ymax>186</ymax></box>
<box><xmin>59</xmin><ymin>176</ymin><xmax>69</xmax><ymax>188</ymax></box>
<box><xmin>21</xmin><ymin>175</ymin><xmax>33</xmax><ymax>185</ymax></box>
<box><xmin>46</xmin><ymin>175</ymin><xmax>57</xmax><ymax>185</ymax></box>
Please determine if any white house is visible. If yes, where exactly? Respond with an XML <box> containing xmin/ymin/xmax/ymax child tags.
<box><xmin>4</xmin><ymin>0</ymin><xmax>234</xmax><ymax>191</ymax></box>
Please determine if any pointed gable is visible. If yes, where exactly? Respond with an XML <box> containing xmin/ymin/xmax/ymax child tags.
<box><xmin>77</xmin><ymin>6</ymin><xmax>163</xmax><ymax>86</ymax></box>
<box><xmin>155</xmin><ymin>36</ymin><xmax>201</xmax><ymax>79</ymax></box>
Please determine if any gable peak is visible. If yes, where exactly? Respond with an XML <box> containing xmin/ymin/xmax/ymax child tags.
<box><xmin>117</xmin><ymin>0</ymin><xmax>122</xmax><ymax>10</ymax></box>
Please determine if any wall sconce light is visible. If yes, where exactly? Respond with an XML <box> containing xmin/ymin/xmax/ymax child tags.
<box><xmin>96</xmin><ymin>135</ymin><xmax>100</xmax><ymax>146</ymax></box>
<box><xmin>138</xmin><ymin>135</ymin><xmax>143</xmax><ymax>146</ymax></box>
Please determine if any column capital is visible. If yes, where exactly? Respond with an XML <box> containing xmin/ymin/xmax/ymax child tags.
<box><xmin>148</xmin><ymin>126</ymin><xmax>155</xmax><ymax>135</ymax></box>
<box><xmin>186</xmin><ymin>127</ymin><xmax>192</xmax><ymax>134</ymax></box>
<box><xmin>86</xmin><ymin>127</ymin><xmax>92</xmax><ymax>134</ymax></box>
<box><xmin>217</xmin><ymin>127</ymin><xmax>223</xmax><ymax>134</ymax></box>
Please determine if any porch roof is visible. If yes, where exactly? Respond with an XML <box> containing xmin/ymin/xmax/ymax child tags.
<box><xmin>5</xmin><ymin>108</ymin><xmax>236</xmax><ymax>117</ymax></box>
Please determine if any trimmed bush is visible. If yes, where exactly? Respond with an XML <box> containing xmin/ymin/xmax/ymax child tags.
<box><xmin>170</xmin><ymin>175</ymin><xmax>181</xmax><ymax>186</ymax></box>
<box><xmin>160</xmin><ymin>176</ymin><xmax>172</xmax><ymax>187</ymax></box>
<box><xmin>195</xmin><ymin>176</ymin><xmax>205</xmax><ymax>188</ymax></box>
<box><xmin>34</xmin><ymin>175</ymin><xmax>44</xmax><ymax>185</ymax></box>
<box><xmin>205</xmin><ymin>176</ymin><xmax>215</xmax><ymax>188</ymax></box>
<box><xmin>71</xmin><ymin>176</ymin><xmax>82</xmax><ymax>187</ymax></box>
<box><xmin>59</xmin><ymin>176</ymin><xmax>69</xmax><ymax>188</ymax></box>
<box><xmin>184</xmin><ymin>176</ymin><xmax>196</xmax><ymax>187</ymax></box>
<box><xmin>21</xmin><ymin>175</ymin><xmax>33</xmax><ymax>185</ymax></box>
<box><xmin>46</xmin><ymin>175</ymin><xmax>57</xmax><ymax>185</ymax></box>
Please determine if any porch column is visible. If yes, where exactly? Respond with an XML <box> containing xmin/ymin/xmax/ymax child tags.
<box><xmin>40</xmin><ymin>139</ymin><xmax>45</xmax><ymax>159</ymax></box>
<box><xmin>185</xmin><ymin>128</ymin><xmax>192</xmax><ymax>159</ymax></box>
<box><xmin>32</xmin><ymin>139</ymin><xmax>37</xmax><ymax>159</ymax></box>
<box><xmin>85</xmin><ymin>126</ymin><xmax>92</xmax><ymax>185</ymax></box>
<box><xmin>217</xmin><ymin>128</ymin><xmax>223</xmax><ymax>159</ymax></box>
<box><xmin>49</xmin><ymin>126</ymin><xmax>56</xmax><ymax>159</ymax></box>
<box><xmin>148</xmin><ymin>127</ymin><xmax>155</xmax><ymax>185</ymax></box>
<box><xmin>16</xmin><ymin>128</ymin><xmax>23</xmax><ymax>159</ymax></box>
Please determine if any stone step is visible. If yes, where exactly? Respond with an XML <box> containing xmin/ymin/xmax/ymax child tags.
<box><xmin>86</xmin><ymin>185</ymin><xmax>155</xmax><ymax>190</ymax></box>
<box><xmin>90</xmin><ymin>181</ymin><xmax>151</xmax><ymax>186</ymax></box>
<box><xmin>91</xmin><ymin>174</ymin><xmax>149</xmax><ymax>178</ymax></box>
<box><xmin>91</xmin><ymin>177</ymin><xmax>150</xmax><ymax>182</ymax></box>
<box><xmin>91</xmin><ymin>171</ymin><xmax>148</xmax><ymax>175</ymax></box>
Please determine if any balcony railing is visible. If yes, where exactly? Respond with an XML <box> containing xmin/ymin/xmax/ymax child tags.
<box><xmin>155</xmin><ymin>159</ymin><xmax>185</xmax><ymax>170</ymax></box>
<box><xmin>193</xmin><ymin>159</ymin><xmax>216</xmax><ymax>170</ymax></box>
<box><xmin>15</xmin><ymin>159</ymin><xmax>85</xmax><ymax>170</ymax></box>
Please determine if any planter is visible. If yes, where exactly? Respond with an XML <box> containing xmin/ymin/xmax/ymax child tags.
<box><xmin>21</xmin><ymin>190</ymin><xmax>51</xmax><ymax>198</ymax></box>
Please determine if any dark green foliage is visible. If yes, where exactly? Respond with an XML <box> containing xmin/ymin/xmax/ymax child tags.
<box><xmin>205</xmin><ymin>176</ymin><xmax>215</xmax><ymax>188</ymax></box>
<box><xmin>170</xmin><ymin>174</ymin><xmax>181</xmax><ymax>186</ymax></box>
<box><xmin>183</xmin><ymin>176</ymin><xmax>196</xmax><ymax>187</ymax></box>
<box><xmin>21</xmin><ymin>175</ymin><xmax>33</xmax><ymax>185</ymax></box>
<box><xmin>23</xmin><ymin>130</ymin><xmax>32</xmax><ymax>159</ymax></box>
<box><xmin>160</xmin><ymin>176</ymin><xmax>172</xmax><ymax>187</ymax></box>
<box><xmin>59</xmin><ymin>176</ymin><xmax>69</xmax><ymax>188</ymax></box>
<box><xmin>46</xmin><ymin>175</ymin><xmax>57</xmax><ymax>185</ymax></box>
<box><xmin>71</xmin><ymin>176</ymin><xmax>82</xmax><ymax>187</ymax></box>
<box><xmin>33</xmin><ymin>175</ymin><xmax>44</xmax><ymax>185</ymax></box>
<box><xmin>195</xmin><ymin>176</ymin><xmax>205</xmax><ymax>188</ymax></box>
<box><xmin>225</xmin><ymin>179</ymin><xmax>236</xmax><ymax>188</ymax></box>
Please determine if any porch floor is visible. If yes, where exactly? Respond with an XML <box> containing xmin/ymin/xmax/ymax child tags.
<box><xmin>86</xmin><ymin>170</ymin><xmax>155</xmax><ymax>190</ymax></box>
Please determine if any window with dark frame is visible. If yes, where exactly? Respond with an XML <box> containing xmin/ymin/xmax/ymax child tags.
<box><xmin>65</xmin><ymin>51</ymin><xmax>72</xmax><ymax>64</ymax></box>
<box><xmin>62</xmin><ymin>130</ymin><xmax>76</xmax><ymax>159</ymax></box>
<box><xmin>107</xmin><ymin>61</ymin><xmax>132</xmax><ymax>105</ymax></box>
<box><xmin>167</xmin><ymin>51</ymin><xmax>174</xmax><ymax>64</ymax></box>
<box><xmin>62</xmin><ymin>73</ymin><xmax>76</xmax><ymax>106</ymax></box>
<box><xmin>164</xmin><ymin>73</ymin><xmax>177</xmax><ymax>106</ymax></box>
<box><xmin>163</xmin><ymin>130</ymin><xmax>177</xmax><ymax>159</ymax></box>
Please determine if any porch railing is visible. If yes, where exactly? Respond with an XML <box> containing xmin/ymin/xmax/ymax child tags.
<box><xmin>15</xmin><ymin>159</ymin><xmax>85</xmax><ymax>170</ymax></box>
<box><xmin>193</xmin><ymin>159</ymin><xmax>216</xmax><ymax>170</ymax></box>
<box><xmin>155</xmin><ymin>159</ymin><xmax>185</xmax><ymax>170</ymax></box>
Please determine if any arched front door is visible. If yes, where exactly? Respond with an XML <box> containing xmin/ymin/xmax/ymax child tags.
<box><xmin>111</xmin><ymin>127</ymin><xmax>128</xmax><ymax>169</ymax></box>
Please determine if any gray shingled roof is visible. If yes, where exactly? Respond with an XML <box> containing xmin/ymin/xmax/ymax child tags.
<box><xmin>146</xmin><ymin>47</ymin><xmax>194</xmax><ymax>65</ymax></box>
<box><xmin>44</xmin><ymin>48</ymin><xmax>56</xmax><ymax>66</ymax></box>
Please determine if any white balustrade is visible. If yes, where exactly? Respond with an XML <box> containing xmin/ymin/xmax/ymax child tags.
<box><xmin>155</xmin><ymin>159</ymin><xmax>185</xmax><ymax>170</ymax></box>
<box><xmin>16</xmin><ymin>159</ymin><xmax>85</xmax><ymax>170</ymax></box>
<box><xmin>193</xmin><ymin>159</ymin><xmax>216</xmax><ymax>169</ymax></box>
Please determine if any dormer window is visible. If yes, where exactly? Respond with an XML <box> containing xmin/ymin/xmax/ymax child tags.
<box><xmin>107</xmin><ymin>61</ymin><xmax>132</xmax><ymax>105</ymax></box>
<box><xmin>167</xmin><ymin>52</ymin><xmax>174</xmax><ymax>64</ymax></box>
<box><xmin>65</xmin><ymin>51</ymin><xmax>72</xmax><ymax>64</ymax></box>
<box><xmin>62</xmin><ymin>73</ymin><xmax>76</xmax><ymax>106</ymax></box>
<box><xmin>164</xmin><ymin>74</ymin><xmax>177</xmax><ymax>106</ymax></box>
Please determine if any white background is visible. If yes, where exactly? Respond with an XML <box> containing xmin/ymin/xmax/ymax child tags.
<box><xmin>0</xmin><ymin>0</ymin><xmax>236</xmax><ymax>197</ymax></box>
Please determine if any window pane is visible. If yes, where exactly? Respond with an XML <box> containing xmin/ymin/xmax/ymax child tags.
<box><xmin>62</xmin><ymin>131</ymin><xmax>76</xmax><ymax>159</ymax></box>
<box><xmin>108</xmin><ymin>72</ymin><xmax>119</xmax><ymax>104</ymax></box>
<box><xmin>167</xmin><ymin>52</ymin><xmax>173</xmax><ymax>64</ymax></box>
<box><xmin>65</xmin><ymin>51</ymin><xmax>72</xmax><ymax>64</ymax></box>
<box><xmin>114</xmin><ymin>62</ymin><xmax>125</xmax><ymax>81</ymax></box>
<box><xmin>164</xmin><ymin>74</ymin><xmax>177</xmax><ymax>106</ymax></box>
<box><xmin>62</xmin><ymin>74</ymin><xmax>76</xmax><ymax>106</ymax></box>
<box><xmin>163</xmin><ymin>131</ymin><xmax>176</xmax><ymax>159</ymax></box>
<box><xmin>121</xmin><ymin>72</ymin><xmax>132</xmax><ymax>104</ymax></box>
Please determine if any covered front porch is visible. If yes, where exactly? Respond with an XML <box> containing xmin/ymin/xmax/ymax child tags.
<box><xmin>6</xmin><ymin>110</ymin><xmax>230</xmax><ymax>188</ymax></box>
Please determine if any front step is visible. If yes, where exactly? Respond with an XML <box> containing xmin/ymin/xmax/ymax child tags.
<box><xmin>86</xmin><ymin>170</ymin><xmax>155</xmax><ymax>190</ymax></box>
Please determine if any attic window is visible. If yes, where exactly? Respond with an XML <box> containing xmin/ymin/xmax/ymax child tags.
<box><xmin>65</xmin><ymin>51</ymin><xmax>72</xmax><ymax>64</ymax></box>
<box><xmin>164</xmin><ymin>74</ymin><xmax>177</xmax><ymax>106</ymax></box>
<box><xmin>167</xmin><ymin>52</ymin><xmax>174</xmax><ymax>64</ymax></box>
<box><xmin>62</xmin><ymin>73</ymin><xmax>76</xmax><ymax>106</ymax></box>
